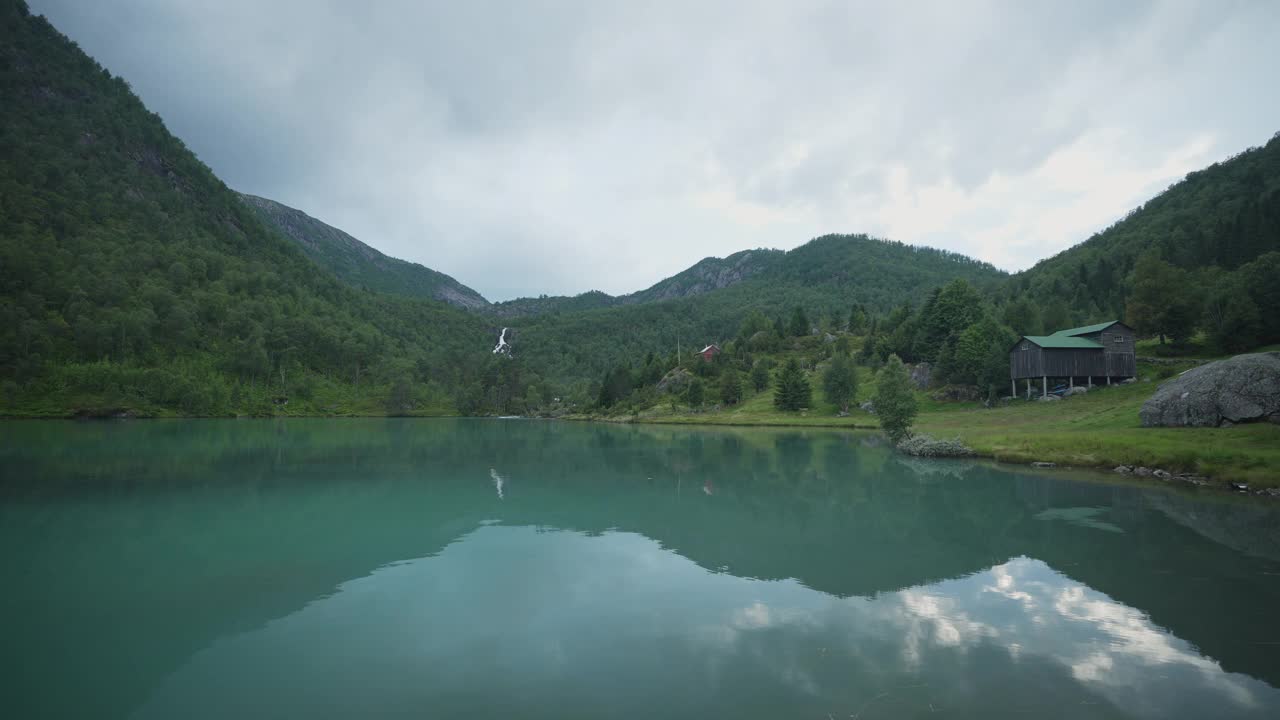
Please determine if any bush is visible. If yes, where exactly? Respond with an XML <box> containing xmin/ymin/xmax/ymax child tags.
<box><xmin>896</xmin><ymin>434</ymin><xmax>975</xmax><ymax>458</ymax></box>
<box><xmin>873</xmin><ymin>354</ymin><xmax>918</xmax><ymax>442</ymax></box>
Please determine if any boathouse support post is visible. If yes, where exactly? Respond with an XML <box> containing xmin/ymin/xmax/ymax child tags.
<box><xmin>1042</xmin><ymin>376</ymin><xmax>1047</xmax><ymax>398</ymax></box>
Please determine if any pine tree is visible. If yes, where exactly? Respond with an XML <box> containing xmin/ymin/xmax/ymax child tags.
<box><xmin>750</xmin><ymin>362</ymin><xmax>770</xmax><ymax>392</ymax></box>
<box><xmin>719</xmin><ymin>369</ymin><xmax>743</xmax><ymax>405</ymax></box>
<box><xmin>848</xmin><ymin>303</ymin><xmax>867</xmax><ymax>334</ymax></box>
<box><xmin>684</xmin><ymin>377</ymin><xmax>705</xmax><ymax>408</ymax></box>
<box><xmin>773</xmin><ymin>358</ymin><xmax>811</xmax><ymax>411</ymax></box>
<box><xmin>789</xmin><ymin>307</ymin><xmax>810</xmax><ymax>337</ymax></box>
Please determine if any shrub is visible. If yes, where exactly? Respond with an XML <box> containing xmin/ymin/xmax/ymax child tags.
<box><xmin>896</xmin><ymin>434</ymin><xmax>975</xmax><ymax>458</ymax></box>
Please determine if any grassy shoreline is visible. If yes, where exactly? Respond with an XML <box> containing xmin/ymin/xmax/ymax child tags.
<box><xmin>570</xmin><ymin>374</ymin><xmax>1280</xmax><ymax>489</ymax></box>
<box><xmin>7</xmin><ymin>366</ymin><xmax>1278</xmax><ymax>491</ymax></box>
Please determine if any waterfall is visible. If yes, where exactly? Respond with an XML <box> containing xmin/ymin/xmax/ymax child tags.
<box><xmin>493</xmin><ymin>327</ymin><xmax>510</xmax><ymax>354</ymax></box>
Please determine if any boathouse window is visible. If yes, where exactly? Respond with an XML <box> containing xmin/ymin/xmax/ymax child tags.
<box><xmin>1114</xmin><ymin>336</ymin><xmax>1124</xmax><ymax>343</ymax></box>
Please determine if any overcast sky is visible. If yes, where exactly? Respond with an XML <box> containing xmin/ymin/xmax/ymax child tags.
<box><xmin>30</xmin><ymin>1</ymin><xmax>1280</xmax><ymax>301</ymax></box>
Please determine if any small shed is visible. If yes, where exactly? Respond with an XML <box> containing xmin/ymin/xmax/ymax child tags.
<box><xmin>1010</xmin><ymin>321</ymin><xmax>1136</xmax><ymax>397</ymax></box>
<box><xmin>699</xmin><ymin>344</ymin><xmax>721</xmax><ymax>362</ymax></box>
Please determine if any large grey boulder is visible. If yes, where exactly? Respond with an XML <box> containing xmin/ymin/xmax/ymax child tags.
<box><xmin>1140</xmin><ymin>352</ymin><xmax>1280</xmax><ymax>427</ymax></box>
<box><xmin>656</xmin><ymin>368</ymin><xmax>694</xmax><ymax>395</ymax></box>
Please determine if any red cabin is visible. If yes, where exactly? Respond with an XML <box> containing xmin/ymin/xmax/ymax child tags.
<box><xmin>699</xmin><ymin>344</ymin><xmax>721</xmax><ymax>362</ymax></box>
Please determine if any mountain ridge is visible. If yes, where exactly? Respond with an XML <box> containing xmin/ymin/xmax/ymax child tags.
<box><xmin>489</xmin><ymin>247</ymin><xmax>785</xmax><ymax>317</ymax></box>
<box><xmin>237</xmin><ymin>193</ymin><xmax>490</xmax><ymax>310</ymax></box>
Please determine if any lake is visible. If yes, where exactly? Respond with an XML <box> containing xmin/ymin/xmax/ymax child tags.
<box><xmin>2</xmin><ymin>419</ymin><xmax>1279</xmax><ymax>719</ymax></box>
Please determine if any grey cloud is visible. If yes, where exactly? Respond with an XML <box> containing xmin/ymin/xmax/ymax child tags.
<box><xmin>29</xmin><ymin>0</ymin><xmax>1280</xmax><ymax>299</ymax></box>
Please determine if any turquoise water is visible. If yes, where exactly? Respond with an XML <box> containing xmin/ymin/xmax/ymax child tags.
<box><xmin>2</xmin><ymin>418</ymin><xmax>1278</xmax><ymax>719</ymax></box>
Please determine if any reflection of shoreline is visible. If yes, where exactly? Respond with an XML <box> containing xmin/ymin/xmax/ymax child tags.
<box><xmin>7</xmin><ymin>418</ymin><xmax>1280</xmax><ymax>714</ymax></box>
<box><xmin>131</xmin><ymin>536</ymin><xmax>1280</xmax><ymax>720</ymax></box>
<box><xmin>490</xmin><ymin>468</ymin><xmax>505</xmax><ymax>500</ymax></box>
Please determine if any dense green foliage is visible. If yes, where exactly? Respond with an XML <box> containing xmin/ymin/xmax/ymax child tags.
<box><xmin>1005</xmin><ymin>133</ymin><xmax>1280</xmax><ymax>348</ymax></box>
<box><xmin>856</xmin><ymin>279</ymin><xmax>1016</xmax><ymax>397</ymax></box>
<box><xmin>3</xmin><ymin>0</ymin><xmax>1279</xmax><ymax>421</ymax></box>
<box><xmin>750</xmin><ymin>362</ymin><xmax>771</xmax><ymax>392</ymax></box>
<box><xmin>0</xmin><ymin>3</ymin><xmax>519</xmax><ymax>416</ymax></box>
<box><xmin>509</xmin><ymin>235</ymin><xmax>1006</xmax><ymax>386</ymax></box>
<box><xmin>239</xmin><ymin>193</ymin><xmax>489</xmax><ymax>310</ymax></box>
<box><xmin>873</xmin><ymin>355</ymin><xmax>918</xmax><ymax>443</ymax></box>
<box><xmin>821</xmin><ymin>353</ymin><xmax>858</xmax><ymax>412</ymax></box>
<box><xmin>718</xmin><ymin>368</ymin><xmax>743</xmax><ymax>406</ymax></box>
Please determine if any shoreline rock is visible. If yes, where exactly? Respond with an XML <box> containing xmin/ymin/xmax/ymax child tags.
<box><xmin>1140</xmin><ymin>352</ymin><xmax>1280</xmax><ymax>427</ymax></box>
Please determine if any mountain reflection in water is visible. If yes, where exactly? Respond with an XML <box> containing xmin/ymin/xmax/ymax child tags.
<box><xmin>1</xmin><ymin>418</ymin><xmax>1277</xmax><ymax>719</ymax></box>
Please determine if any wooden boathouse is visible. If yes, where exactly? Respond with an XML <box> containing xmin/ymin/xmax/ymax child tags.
<box><xmin>1009</xmin><ymin>321</ymin><xmax>1136</xmax><ymax>398</ymax></box>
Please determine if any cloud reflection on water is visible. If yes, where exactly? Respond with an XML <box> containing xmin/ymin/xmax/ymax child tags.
<box><xmin>134</xmin><ymin>528</ymin><xmax>1278</xmax><ymax>719</ymax></box>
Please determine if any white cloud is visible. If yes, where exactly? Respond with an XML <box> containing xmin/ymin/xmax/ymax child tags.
<box><xmin>29</xmin><ymin>0</ymin><xmax>1280</xmax><ymax>299</ymax></box>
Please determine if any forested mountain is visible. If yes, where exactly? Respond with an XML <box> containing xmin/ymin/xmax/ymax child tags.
<box><xmin>1002</xmin><ymin>134</ymin><xmax>1280</xmax><ymax>344</ymax></box>
<box><xmin>3</xmin><ymin>0</ymin><xmax>1277</xmax><ymax>419</ymax></box>
<box><xmin>238</xmin><ymin>193</ymin><xmax>490</xmax><ymax>310</ymax></box>
<box><xmin>0</xmin><ymin>1</ymin><xmax>496</xmax><ymax>415</ymax></box>
<box><xmin>510</xmin><ymin>235</ymin><xmax>1006</xmax><ymax>384</ymax></box>
<box><xmin>489</xmin><ymin>248</ymin><xmax>783</xmax><ymax>318</ymax></box>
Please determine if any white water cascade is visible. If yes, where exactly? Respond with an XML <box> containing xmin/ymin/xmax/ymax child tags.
<box><xmin>492</xmin><ymin>327</ymin><xmax>511</xmax><ymax>354</ymax></box>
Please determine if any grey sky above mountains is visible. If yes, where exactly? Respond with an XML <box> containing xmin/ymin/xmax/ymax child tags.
<box><xmin>31</xmin><ymin>0</ymin><xmax>1280</xmax><ymax>301</ymax></box>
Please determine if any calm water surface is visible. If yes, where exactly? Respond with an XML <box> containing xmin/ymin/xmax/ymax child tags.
<box><xmin>2</xmin><ymin>419</ymin><xmax>1279</xmax><ymax>719</ymax></box>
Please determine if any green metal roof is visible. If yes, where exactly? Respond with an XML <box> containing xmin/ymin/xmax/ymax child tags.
<box><xmin>1022</xmin><ymin>335</ymin><xmax>1104</xmax><ymax>349</ymax></box>
<box><xmin>1052</xmin><ymin>321</ymin><xmax>1119</xmax><ymax>337</ymax></box>
<box><xmin>1011</xmin><ymin>320</ymin><xmax>1123</xmax><ymax>351</ymax></box>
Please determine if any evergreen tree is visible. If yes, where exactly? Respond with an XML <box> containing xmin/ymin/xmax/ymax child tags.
<box><xmin>773</xmin><ymin>358</ymin><xmax>811</xmax><ymax>411</ymax></box>
<box><xmin>596</xmin><ymin>365</ymin><xmax>632</xmax><ymax>408</ymax></box>
<box><xmin>719</xmin><ymin>369</ymin><xmax>743</xmax><ymax>405</ymax></box>
<box><xmin>789</xmin><ymin>306</ymin><xmax>810</xmax><ymax>337</ymax></box>
<box><xmin>684</xmin><ymin>377</ymin><xmax>705</xmax><ymax>408</ymax></box>
<box><xmin>914</xmin><ymin>279</ymin><xmax>985</xmax><ymax>362</ymax></box>
<box><xmin>873</xmin><ymin>354</ymin><xmax>918</xmax><ymax>443</ymax></box>
<box><xmin>821</xmin><ymin>354</ymin><xmax>858</xmax><ymax>412</ymax></box>
<box><xmin>750</xmin><ymin>362</ymin><xmax>770</xmax><ymax>392</ymax></box>
<box><xmin>848</xmin><ymin>303</ymin><xmax>867</xmax><ymax>334</ymax></box>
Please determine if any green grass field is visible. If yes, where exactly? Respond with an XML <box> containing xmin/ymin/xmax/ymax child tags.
<box><xmin>916</xmin><ymin>382</ymin><xmax>1280</xmax><ymax>485</ymax></box>
<box><xmin>585</xmin><ymin>363</ymin><xmax>1280</xmax><ymax>486</ymax></box>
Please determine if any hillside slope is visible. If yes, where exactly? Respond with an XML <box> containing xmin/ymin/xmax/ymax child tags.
<box><xmin>238</xmin><ymin>193</ymin><xmax>489</xmax><ymax>310</ymax></box>
<box><xmin>1007</xmin><ymin>133</ymin><xmax>1280</xmax><ymax>322</ymax></box>
<box><xmin>511</xmin><ymin>234</ymin><xmax>1006</xmax><ymax>383</ymax></box>
<box><xmin>0</xmin><ymin>1</ymin><xmax>493</xmax><ymax>416</ymax></box>
<box><xmin>490</xmin><ymin>248</ymin><xmax>784</xmax><ymax>317</ymax></box>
